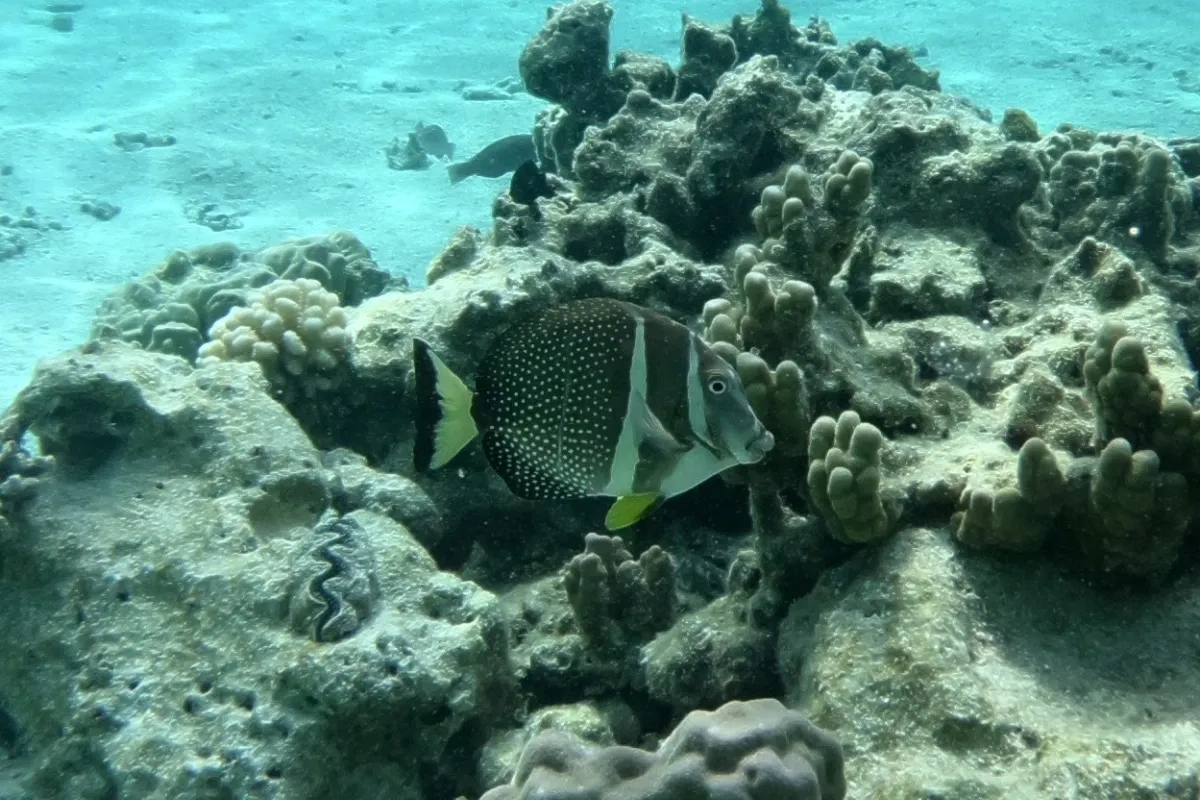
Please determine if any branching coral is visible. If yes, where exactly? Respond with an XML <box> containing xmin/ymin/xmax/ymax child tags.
<box><xmin>704</xmin><ymin>293</ymin><xmax>812</xmax><ymax>458</ymax></box>
<box><xmin>563</xmin><ymin>533</ymin><xmax>677</xmax><ymax>652</ymax></box>
<box><xmin>0</xmin><ymin>436</ymin><xmax>51</xmax><ymax>524</ymax></box>
<box><xmin>1082</xmin><ymin>319</ymin><xmax>1163</xmax><ymax>447</ymax></box>
<box><xmin>806</xmin><ymin>410</ymin><xmax>898</xmax><ymax>543</ymax></box>
<box><xmin>954</xmin><ymin>437</ymin><xmax>1066</xmax><ymax>552</ymax></box>
<box><xmin>1075</xmin><ymin>438</ymin><xmax>1190</xmax><ymax>579</ymax></box>
<box><xmin>1042</xmin><ymin>135</ymin><xmax>1193</xmax><ymax>263</ymax></box>
<box><xmin>955</xmin><ymin>319</ymin><xmax>1198</xmax><ymax>583</ymax></box>
<box><xmin>751</xmin><ymin>154</ymin><xmax>873</xmax><ymax>291</ymax></box>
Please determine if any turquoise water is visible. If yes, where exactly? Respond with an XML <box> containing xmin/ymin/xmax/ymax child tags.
<box><xmin>2</xmin><ymin>1</ymin><xmax>1199</xmax><ymax>797</ymax></box>
<box><xmin>0</xmin><ymin>0</ymin><xmax>1195</xmax><ymax>407</ymax></box>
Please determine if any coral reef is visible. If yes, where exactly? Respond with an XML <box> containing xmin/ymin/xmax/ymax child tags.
<box><xmin>3</xmin><ymin>0</ymin><xmax>1200</xmax><ymax>796</ymax></box>
<box><xmin>562</xmin><ymin>533</ymin><xmax>677</xmax><ymax>652</ymax></box>
<box><xmin>953</xmin><ymin>320</ymin><xmax>1199</xmax><ymax>583</ymax></box>
<box><xmin>196</xmin><ymin>277</ymin><xmax>351</xmax><ymax>398</ymax></box>
<box><xmin>1040</xmin><ymin>133</ymin><xmax>1194</xmax><ymax>263</ymax></box>
<box><xmin>806</xmin><ymin>411</ymin><xmax>898</xmax><ymax>544</ymax></box>
<box><xmin>0</xmin><ymin>436</ymin><xmax>50</xmax><ymax>524</ymax></box>
<box><xmin>0</xmin><ymin>344</ymin><xmax>512</xmax><ymax>798</ymax></box>
<box><xmin>91</xmin><ymin>231</ymin><xmax>392</xmax><ymax>363</ymax></box>
<box><xmin>482</xmin><ymin>698</ymin><xmax>844</xmax><ymax>800</ymax></box>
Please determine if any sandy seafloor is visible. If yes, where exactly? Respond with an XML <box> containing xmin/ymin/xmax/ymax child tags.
<box><xmin>0</xmin><ymin>0</ymin><xmax>1197</xmax><ymax>409</ymax></box>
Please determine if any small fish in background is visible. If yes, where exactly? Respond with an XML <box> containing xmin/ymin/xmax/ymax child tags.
<box><xmin>508</xmin><ymin>159</ymin><xmax>556</xmax><ymax>220</ymax></box>
<box><xmin>385</xmin><ymin>122</ymin><xmax>455</xmax><ymax>172</ymax></box>
<box><xmin>413</xmin><ymin>122</ymin><xmax>455</xmax><ymax>160</ymax></box>
<box><xmin>447</xmin><ymin>134</ymin><xmax>536</xmax><ymax>184</ymax></box>
<box><xmin>412</xmin><ymin>298</ymin><xmax>775</xmax><ymax>530</ymax></box>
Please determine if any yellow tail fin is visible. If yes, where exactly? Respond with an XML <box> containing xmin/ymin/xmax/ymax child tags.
<box><xmin>604</xmin><ymin>493</ymin><xmax>663</xmax><ymax>531</ymax></box>
<box><xmin>412</xmin><ymin>338</ymin><xmax>479</xmax><ymax>471</ymax></box>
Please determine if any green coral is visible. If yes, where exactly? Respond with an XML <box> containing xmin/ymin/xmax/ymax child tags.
<box><xmin>750</xmin><ymin>151</ymin><xmax>873</xmax><ymax>290</ymax></box>
<box><xmin>1070</xmin><ymin>438</ymin><xmax>1190</xmax><ymax>582</ymax></box>
<box><xmin>954</xmin><ymin>438</ymin><xmax>1065</xmax><ymax>552</ymax></box>
<box><xmin>1082</xmin><ymin>319</ymin><xmax>1163</xmax><ymax>447</ymax></box>
<box><xmin>806</xmin><ymin>410</ymin><xmax>898</xmax><ymax>543</ymax></box>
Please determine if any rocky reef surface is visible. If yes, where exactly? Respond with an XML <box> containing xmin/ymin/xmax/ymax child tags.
<box><xmin>2</xmin><ymin>0</ymin><xmax>1200</xmax><ymax>798</ymax></box>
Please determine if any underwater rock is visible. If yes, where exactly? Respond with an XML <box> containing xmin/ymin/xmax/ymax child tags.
<box><xmin>781</xmin><ymin>528</ymin><xmax>1200</xmax><ymax>797</ymax></box>
<box><xmin>0</xmin><ymin>343</ymin><xmax>514</xmax><ymax>798</ymax></box>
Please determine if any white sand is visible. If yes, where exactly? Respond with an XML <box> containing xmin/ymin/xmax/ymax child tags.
<box><xmin>0</xmin><ymin>0</ymin><xmax>1196</xmax><ymax>408</ymax></box>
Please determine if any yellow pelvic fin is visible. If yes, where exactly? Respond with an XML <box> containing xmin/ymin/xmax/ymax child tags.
<box><xmin>412</xmin><ymin>338</ymin><xmax>479</xmax><ymax>471</ymax></box>
<box><xmin>604</xmin><ymin>492</ymin><xmax>663</xmax><ymax>531</ymax></box>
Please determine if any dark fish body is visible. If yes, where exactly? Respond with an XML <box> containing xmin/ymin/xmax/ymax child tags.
<box><xmin>412</xmin><ymin>298</ymin><xmax>774</xmax><ymax>529</ymax></box>
<box><xmin>414</xmin><ymin>122</ymin><xmax>455</xmax><ymax>160</ymax></box>
<box><xmin>509</xmin><ymin>159</ymin><xmax>554</xmax><ymax>218</ymax></box>
<box><xmin>447</xmin><ymin>134</ymin><xmax>536</xmax><ymax>184</ymax></box>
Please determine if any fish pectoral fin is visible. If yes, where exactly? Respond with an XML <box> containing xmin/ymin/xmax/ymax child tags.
<box><xmin>631</xmin><ymin>389</ymin><xmax>687</xmax><ymax>459</ymax></box>
<box><xmin>604</xmin><ymin>493</ymin><xmax>663</xmax><ymax>531</ymax></box>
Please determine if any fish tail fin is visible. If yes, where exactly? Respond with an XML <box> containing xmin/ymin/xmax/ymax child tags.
<box><xmin>412</xmin><ymin>338</ymin><xmax>479</xmax><ymax>471</ymax></box>
<box><xmin>446</xmin><ymin>162</ymin><xmax>469</xmax><ymax>184</ymax></box>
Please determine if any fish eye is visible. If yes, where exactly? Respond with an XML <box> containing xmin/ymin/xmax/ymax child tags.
<box><xmin>708</xmin><ymin>378</ymin><xmax>726</xmax><ymax>394</ymax></box>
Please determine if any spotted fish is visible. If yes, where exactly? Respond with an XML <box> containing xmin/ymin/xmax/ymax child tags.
<box><xmin>412</xmin><ymin>298</ymin><xmax>775</xmax><ymax>530</ymax></box>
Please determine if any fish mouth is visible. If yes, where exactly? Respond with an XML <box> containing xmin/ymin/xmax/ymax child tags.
<box><xmin>738</xmin><ymin>428</ymin><xmax>775</xmax><ymax>464</ymax></box>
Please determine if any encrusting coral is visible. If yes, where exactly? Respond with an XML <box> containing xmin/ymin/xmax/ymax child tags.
<box><xmin>481</xmin><ymin>698</ymin><xmax>845</xmax><ymax>800</ymax></box>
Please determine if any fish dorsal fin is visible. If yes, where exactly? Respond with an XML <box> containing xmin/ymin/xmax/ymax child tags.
<box><xmin>604</xmin><ymin>492</ymin><xmax>663</xmax><ymax>530</ymax></box>
<box><xmin>631</xmin><ymin>387</ymin><xmax>687</xmax><ymax>460</ymax></box>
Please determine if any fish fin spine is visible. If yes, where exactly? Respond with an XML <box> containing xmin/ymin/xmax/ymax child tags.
<box><xmin>412</xmin><ymin>338</ymin><xmax>479</xmax><ymax>471</ymax></box>
<box><xmin>604</xmin><ymin>492</ymin><xmax>663</xmax><ymax>531</ymax></box>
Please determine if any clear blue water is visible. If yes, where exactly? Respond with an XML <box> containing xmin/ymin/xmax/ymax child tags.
<box><xmin>0</xmin><ymin>0</ymin><xmax>1195</xmax><ymax>408</ymax></box>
